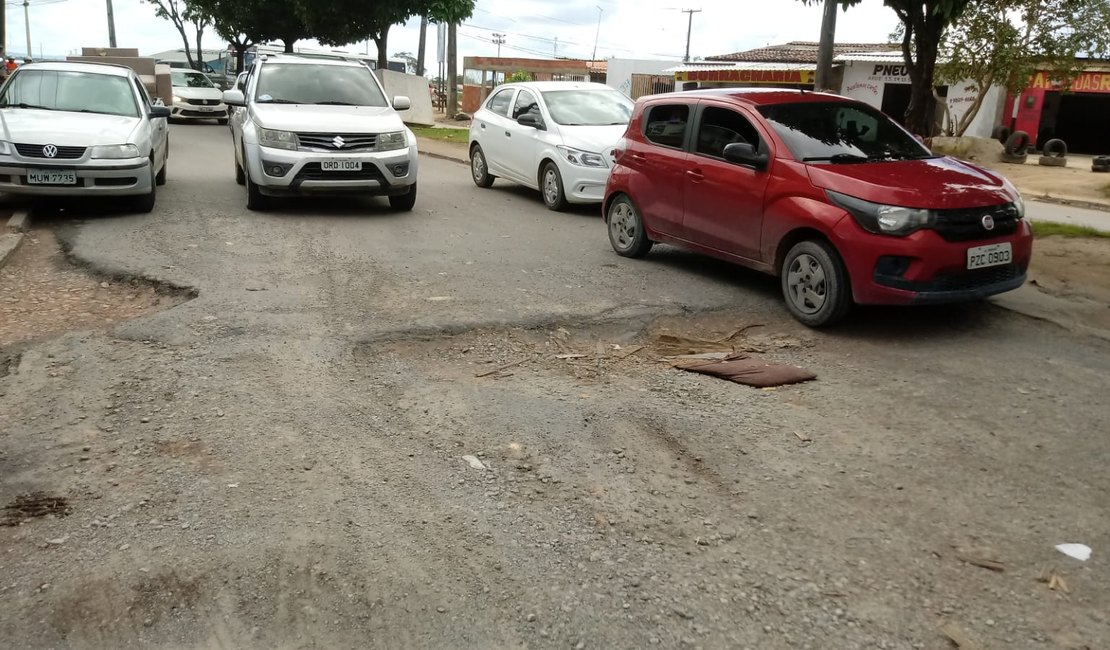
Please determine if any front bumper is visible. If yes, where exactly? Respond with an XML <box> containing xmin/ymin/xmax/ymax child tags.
<box><xmin>0</xmin><ymin>159</ymin><xmax>152</xmax><ymax>196</ymax></box>
<box><xmin>246</xmin><ymin>143</ymin><xmax>418</xmax><ymax>197</ymax></box>
<box><xmin>834</xmin><ymin>218</ymin><xmax>1034</xmax><ymax>305</ymax></box>
<box><xmin>559</xmin><ymin>161</ymin><xmax>610</xmax><ymax>204</ymax></box>
<box><xmin>171</xmin><ymin>102</ymin><xmax>228</xmax><ymax>120</ymax></box>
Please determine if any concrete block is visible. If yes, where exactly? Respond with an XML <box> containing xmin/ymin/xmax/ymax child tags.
<box><xmin>378</xmin><ymin>70</ymin><xmax>436</xmax><ymax>127</ymax></box>
<box><xmin>6</xmin><ymin>209</ymin><xmax>30</xmax><ymax>233</ymax></box>
<box><xmin>0</xmin><ymin>232</ymin><xmax>23</xmax><ymax>270</ymax></box>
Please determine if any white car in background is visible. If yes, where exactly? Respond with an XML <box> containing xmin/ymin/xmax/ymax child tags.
<box><xmin>468</xmin><ymin>81</ymin><xmax>633</xmax><ymax>211</ymax></box>
<box><xmin>0</xmin><ymin>61</ymin><xmax>170</xmax><ymax>213</ymax></box>
<box><xmin>170</xmin><ymin>69</ymin><xmax>228</xmax><ymax>124</ymax></box>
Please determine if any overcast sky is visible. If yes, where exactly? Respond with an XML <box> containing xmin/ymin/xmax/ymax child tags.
<box><xmin>7</xmin><ymin>0</ymin><xmax>899</xmax><ymax>66</ymax></box>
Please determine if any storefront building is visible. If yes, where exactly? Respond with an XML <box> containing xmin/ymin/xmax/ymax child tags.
<box><xmin>1005</xmin><ymin>65</ymin><xmax>1110</xmax><ymax>153</ymax></box>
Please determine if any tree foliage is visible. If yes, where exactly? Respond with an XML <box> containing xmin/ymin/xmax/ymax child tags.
<box><xmin>936</xmin><ymin>0</ymin><xmax>1110</xmax><ymax>135</ymax></box>
<box><xmin>143</xmin><ymin>0</ymin><xmax>210</xmax><ymax>70</ymax></box>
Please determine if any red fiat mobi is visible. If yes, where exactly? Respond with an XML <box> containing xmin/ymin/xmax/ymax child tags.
<box><xmin>603</xmin><ymin>89</ymin><xmax>1032</xmax><ymax>326</ymax></box>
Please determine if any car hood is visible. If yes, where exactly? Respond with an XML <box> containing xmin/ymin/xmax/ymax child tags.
<box><xmin>174</xmin><ymin>86</ymin><xmax>223</xmax><ymax>101</ymax></box>
<box><xmin>806</xmin><ymin>156</ymin><xmax>1014</xmax><ymax>209</ymax></box>
<box><xmin>0</xmin><ymin>109</ymin><xmax>140</xmax><ymax>146</ymax></box>
<box><xmin>557</xmin><ymin>124</ymin><xmax>628</xmax><ymax>157</ymax></box>
<box><xmin>250</xmin><ymin>104</ymin><xmax>404</xmax><ymax>133</ymax></box>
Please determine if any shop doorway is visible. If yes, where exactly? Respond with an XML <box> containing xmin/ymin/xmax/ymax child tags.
<box><xmin>881</xmin><ymin>84</ymin><xmax>912</xmax><ymax>124</ymax></box>
<box><xmin>1047</xmin><ymin>92</ymin><xmax>1110</xmax><ymax>154</ymax></box>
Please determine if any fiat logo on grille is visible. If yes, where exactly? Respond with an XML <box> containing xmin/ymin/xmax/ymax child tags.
<box><xmin>42</xmin><ymin>144</ymin><xmax>58</xmax><ymax>158</ymax></box>
<box><xmin>981</xmin><ymin>214</ymin><xmax>996</xmax><ymax>230</ymax></box>
<box><xmin>332</xmin><ymin>136</ymin><xmax>345</xmax><ymax>149</ymax></box>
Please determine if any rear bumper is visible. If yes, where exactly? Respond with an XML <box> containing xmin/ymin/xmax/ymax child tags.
<box><xmin>0</xmin><ymin>160</ymin><xmax>152</xmax><ymax>196</ymax></box>
<box><xmin>833</xmin><ymin>218</ymin><xmax>1034</xmax><ymax>305</ymax></box>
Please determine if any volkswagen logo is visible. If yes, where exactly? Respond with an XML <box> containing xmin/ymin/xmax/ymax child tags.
<box><xmin>981</xmin><ymin>214</ymin><xmax>996</xmax><ymax>230</ymax></box>
<box><xmin>332</xmin><ymin>136</ymin><xmax>345</xmax><ymax>149</ymax></box>
<box><xmin>42</xmin><ymin>144</ymin><xmax>58</xmax><ymax>158</ymax></box>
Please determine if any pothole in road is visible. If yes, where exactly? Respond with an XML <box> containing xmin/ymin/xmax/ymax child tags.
<box><xmin>2</xmin><ymin>492</ymin><xmax>71</xmax><ymax>526</ymax></box>
<box><xmin>0</xmin><ymin>228</ymin><xmax>194</xmax><ymax>347</ymax></box>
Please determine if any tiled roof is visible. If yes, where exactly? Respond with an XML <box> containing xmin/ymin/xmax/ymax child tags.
<box><xmin>706</xmin><ymin>41</ymin><xmax>900</xmax><ymax>64</ymax></box>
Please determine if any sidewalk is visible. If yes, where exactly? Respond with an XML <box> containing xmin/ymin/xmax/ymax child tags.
<box><xmin>417</xmin><ymin>137</ymin><xmax>467</xmax><ymax>164</ymax></box>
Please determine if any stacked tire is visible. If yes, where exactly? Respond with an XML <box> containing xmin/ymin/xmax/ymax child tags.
<box><xmin>1002</xmin><ymin>131</ymin><xmax>1031</xmax><ymax>164</ymax></box>
<box><xmin>1093</xmin><ymin>156</ymin><xmax>1110</xmax><ymax>173</ymax></box>
<box><xmin>1038</xmin><ymin>138</ymin><xmax>1067</xmax><ymax>167</ymax></box>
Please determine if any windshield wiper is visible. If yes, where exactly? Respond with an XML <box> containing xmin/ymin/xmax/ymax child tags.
<box><xmin>803</xmin><ymin>153</ymin><xmax>869</xmax><ymax>164</ymax></box>
<box><xmin>314</xmin><ymin>101</ymin><xmax>358</xmax><ymax>106</ymax></box>
<box><xmin>0</xmin><ymin>102</ymin><xmax>57</xmax><ymax>111</ymax></box>
<box><xmin>256</xmin><ymin>98</ymin><xmax>300</xmax><ymax>104</ymax></box>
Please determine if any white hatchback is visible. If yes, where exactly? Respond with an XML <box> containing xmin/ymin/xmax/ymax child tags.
<box><xmin>468</xmin><ymin>81</ymin><xmax>633</xmax><ymax>211</ymax></box>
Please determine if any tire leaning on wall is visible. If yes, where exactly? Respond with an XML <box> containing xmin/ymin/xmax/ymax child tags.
<box><xmin>1093</xmin><ymin>155</ymin><xmax>1110</xmax><ymax>173</ymax></box>
<box><xmin>1001</xmin><ymin>131</ymin><xmax>1031</xmax><ymax>164</ymax></box>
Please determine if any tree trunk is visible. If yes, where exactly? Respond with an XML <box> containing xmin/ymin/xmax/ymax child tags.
<box><xmin>416</xmin><ymin>16</ymin><xmax>427</xmax><ymax>77</ymax></box>
<box><xmin>901</xmin><ymin>7</ymin><xmax>944</xmax><ymax>137</ymax></box>
<box><xmin>375</xmin><ymin>26</ymin><xmax>389</xmax><ymax>71</ymax></box>
<box><xmin>177</xmin><ymin>25</ymin><xmax>195</xmax><ymax>70</ymax></box>
<box><xmin>283</xmin><ymin>38</ymin><xmax>295</xmax><ymax>54</ymax></box>
<box><xmin>447</xmin><ymin>23</ymin><xmax>457</xmax><ymax>119</ymax></box>
<box><xmin>194</xmin><ymin>26</ymin><xmax>204</xmax><ymax>71</ymax></box>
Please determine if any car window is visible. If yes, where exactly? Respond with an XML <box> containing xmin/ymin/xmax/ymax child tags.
<box><xmin>644</xmin><ymin>104</ymin><xmax>690</xmax><ymax>149</ymax></box>
<box><xmin>171</xmin><ymin>70</ymin><xmax>216</xmax><ymax>88</ymax></box>
<box><xmin>757</xmin><ymin>101</ymin><xmax>934</xmax><ymax>162</ymax></box>
<box><xmin>540</xmin><ymin>89</ymin><xmax>632</xmax><ymax>126</ymax></box>
<box><xmin>133</xmin><ymin>77</ymin><xmax>152</xmax><ymax>108</ymax></box>
<box><xmin>512</xmin><ymin>89</ymin><xmax>540</xmax><ymax>119</ymax></box>
<box><xmin>253</xmin><ymin>63</ymin><xmax>388</xmax><ymax>106</ymax></box>
<box><xmin>0</xmin><ymin>69</ymin><xmax>139</xmax><ymax>117</ymax></box>
<box><xmin>695</xmin><ymin>106</ymin><xmax>761</xmax><ymax>160</ymax></box>
<box><xmin>486</xmin><ymin>88</ymin><xmax>514</xmax><ymax>117</ymax></box>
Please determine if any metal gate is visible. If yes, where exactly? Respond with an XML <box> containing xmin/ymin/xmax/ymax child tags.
<box><xmin>630</xmin><ymin>74</ymin><xmax>674</xmax><ymax>99</ymax></box>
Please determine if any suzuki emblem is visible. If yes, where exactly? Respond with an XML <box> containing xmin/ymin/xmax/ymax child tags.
<box><xmin>332</xmin><ymin>136</ymin><xmax>345</xmax><ymax>149</ymax></box>
<box><xmin>981</xmin><ymin>214</ymin><xmax>995</xmax><ymax>230</ymax></box>
<box><xmin>42</xmin><ymin>144</ymin><xmax>58</xmax><ymax>158</ymax></box>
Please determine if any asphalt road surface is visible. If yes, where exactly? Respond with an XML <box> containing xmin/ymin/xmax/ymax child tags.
<box><xmin>1</xmin><ymin>123</ymin><xmax>1107</xmax><ymax>649</ymax></box>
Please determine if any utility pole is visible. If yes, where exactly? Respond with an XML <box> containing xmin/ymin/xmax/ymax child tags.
<box><xmin>446</xmin><ymin>23</ymin><xmax>457</xmax><ymax>119</ymax></box>
<box><xmin>814</xmin><ymin>0</ymin><xmax>838</xmax><ymax>91</ymax></box>
<box><xmin>416</xmin><ymin>16</ymin><xmax>427</xmax><ymax>76</ymax></box>
<box><xmin>106</xmin><ymin>0</ymin><xmax>118</xmax><ymax>48</ymax></box>
<box><xmin>1</xmin><ymin>0</ymin><xmax>6</xmax><ymax>61</ymax></box>
<box><xmin>553</xmin><ymin>37</ymin><xmax>558</xmax><ymax>58</ymax></box>
<box><xmin>23</xmin><ymin>0</ymin><xmax>31</xmax><ymax>60</ymax></box>
<box><xmin>591</xmin><ymin>6</ymin><xmax>603</xmax><ymax>61</ymax></box>
<box><xmin>681</xmin><ymin>9</ymin><xmax>701</xmax><ymax>63</ymax></box>
<box><xmin>492</xmin><ymin>32</ymin><xmax>505</xmax><ymax>58</ymax></box>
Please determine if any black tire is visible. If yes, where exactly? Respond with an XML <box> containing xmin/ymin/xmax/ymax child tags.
<box><xmin>133</xmin><ymin>166</ymin><xmax>157</xmax><ymax>214</ymax></box>
<box><xmin>234</xmin><ymin>155</ymin><xmax>245</xmax><ymax>185</ymax></box>
<box><xmin>1038</xmin><ymin>155</ymin><xmax>1067</xmax><ymax>167</ymax></box>
<box><xmin>780</xmin><ymin>240</ymin><xmax>852</xmax><ymax>328</ymax></box>
<box><xmin>389</xmin><ymin>182</ymin><xmax>417</xmax><ymax>211</ymax></box>
<box><xmin>1093</xmin><ymin>163</ymin><xmax>1110</xmax><ymax>173</ymax></box>
<box><xmin>606</xmin><ymin>194</ymin><xmax>653</xmax><ymax>258</ymax></box>
<box><xmin>245</xmin><ymin>168</ymin><xmax>268</xmax><ymax>211</ymax></box>
<box><xmin>1004</xmin><ymin>131</ymin><xmax>1031</xmax><ymax>156</ymax></box>
<box><xmin>990</xmin><ymin>125</ymin><xmax>1011</xmax><ymax>144</ymax></box>
<box><xmin>1001</xmin><ymin>152</ymin><xmax>1028</xmax><ymax>165</ymax></box>
<box><xmin>540</xmin><ymin>161</ymin><xmax>568</xmax><ymax>211</ymax></box>
<box><xmin>155</xmin><ymin>156</ymin><xmax>167</xmax><ymax>186</ymax></box>
<box><xmin>1094</xmin><ymin>155</ymin><xmax>1110</xmax><ymax>165</ymax></box>
<box><xmin>1042</xmin><ymin>138</ymin><xmax>1067</xmax><ymax>158</ymax></box>
<box><xmin>470</xmin><ymin>145</ymin><xmax>494</xmax><ymax>188</ymax></box>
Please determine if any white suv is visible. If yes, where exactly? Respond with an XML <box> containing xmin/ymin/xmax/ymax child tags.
<box><xmin>223</xmin><ymin>56</ymin><xmax>418</xmax><ymax>211</ymax></box>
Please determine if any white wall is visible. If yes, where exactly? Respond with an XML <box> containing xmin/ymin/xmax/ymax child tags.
<box><xmin>606</xmin><ymin>59</ymin><xmax>677</xmax><ymax>97</ymax></box>
<box><xmin>840</xmin><ymin>60</ymin><xmax>1003</xmax><ymax>138</ymax></box>
<box><xmin>377</xmin><ymin>69</ymin><xmax>436</xmax><ymax>127</ymax></box>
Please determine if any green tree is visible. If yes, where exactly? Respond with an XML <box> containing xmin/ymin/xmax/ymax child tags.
<box><xmin>143</xmin><ymin>0</ymin><xmax>210</xmax><ymax>70</ymax></box>
<box><xmin>801</xmin><ymin>0</ymin><xmax>976</xmax><ymax>135</ymax></box>
<box><xmin>936</xmin><ymin>0</ymin><xmax>1110</xmax><ymax>136</ymax></box>
<box><xmin>191</xmin><ymin>0</ymin><xmax>308</xmax><ymax>66</ymax></box>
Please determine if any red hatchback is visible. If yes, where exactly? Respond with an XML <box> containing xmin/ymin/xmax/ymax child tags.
<box><xmin>603</xmin><ymin>89</ymin><xmax>1033</xmax><ymax>326</ymax></box>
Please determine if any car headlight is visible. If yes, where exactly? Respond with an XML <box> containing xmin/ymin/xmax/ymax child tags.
<box><xmin>1012</xmin><ymin>193</ymin><xmax>1025</xmax><ymax>219</ymax></box>
<box><xmin>90</xmin><ymin>144</ymin><xmax>141</xmax><ymax>159</ymax></box>
<box><xmin>557</xmin><ymin>145</ymin><xmax>607</xmax><ymax>168</ymax></box>
<box><xmin>827</xmin><ymin>190</ymin><xmax>932</xmax><ymax>236</ymax></box>
<box><xmin>172</xmin><ymin>95</ymin><xmax>182</xmax><ymax>104</ymax></box>
<box><xmin>258</xmin><ymin>127</ymin><xmax>298</xmax><ymax>151</ymax></box>
<box><xmin>377</xmin><ymin>131</ymin><xmax>407</xmax><ymax>151</ymax></box>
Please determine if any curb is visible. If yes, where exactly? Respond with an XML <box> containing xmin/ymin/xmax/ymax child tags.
<box><xmin>7</xmin><ymin>209</ymin><xmax>31</xmax><ymax>232</ymax></box>
<box><xmin>418</xmin><ymin>149</ymin><xmax>468</xmax><ymax>166</ymax></box>
<box><xmin>1028</xmin><ymin>195</ymin><xmax>1110</xmax><ymax>213</ymax></box>
<box><xmin>0</xmin><ymin>232</ymin><xmax>23</xmax><ymax>271</ymax></box>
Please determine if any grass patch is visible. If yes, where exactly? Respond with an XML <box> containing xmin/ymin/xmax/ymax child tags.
<box><xmin>410</xmin><ymin>126</ymin><xmax>468</xmax><ymax>144</ymax></box>
<box><xmin>1031</xmin><ymin>221</ymin><xmax>1110</xmax><ymax>239</ymax></box>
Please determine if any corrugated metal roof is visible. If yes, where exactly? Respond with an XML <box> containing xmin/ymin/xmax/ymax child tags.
<box><xmin>665</xmin><ymin>61</ymin><xmax>815</xmax><ymax>74</ymax></box>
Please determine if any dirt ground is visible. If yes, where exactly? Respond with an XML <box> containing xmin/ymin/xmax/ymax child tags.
<box><xmin>1</xmin><ymin>227</ymin><xmax>1108</xmax><ymax>649</ymax></box>
<box><xmin>1024</xmin><ymin>235</ymin><xmax>1110</xmax><ymax>334</ymax></box>
<box><xmin>986</xmin><ymin>156</ymin><xmax>1110</xmax><ymax>208</ymax></box>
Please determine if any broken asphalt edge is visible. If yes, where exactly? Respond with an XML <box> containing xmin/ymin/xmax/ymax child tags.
<box><xmin>0</xmin><ymin>232</ymin><xmax>23</xmax><ymax>271</ymax></box>
<box><xmin>53</xmin><ymin>225</ymin><xmax>199</xmax><ymax>301</ymax></box>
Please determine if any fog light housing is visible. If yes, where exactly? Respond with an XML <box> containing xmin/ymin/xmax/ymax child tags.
<box><xmin>874</xmin><ymin>255</ymin><xmax>912</xmax><ymax>278</ymax></box>
<box><xmin>391</xmin><ymin>162</ymin><xmax>410</xmax><ymax>176</ymax></box>
<box><xmin>262</xmin><ymin>161</ymin><xmax>293</xmax><ymax>177</ymax></box>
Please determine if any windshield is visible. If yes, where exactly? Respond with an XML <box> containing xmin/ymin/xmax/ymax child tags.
<box><xmin>171</xmin><ymin>70</ymin><xmax>215</xmax><ymax>88</ymax></box>
<box><xmin>540</xmin><ymin>89</ymin><xmax>633</xmax><ymax>126</ymax></box>
<box><xmin>757</xmin><ymin>101</ymin><xmax>935</xmax><ymax>163</ymax></box>
<box><xmin>254</xmin><ymin>63</ymin><xmax>388</xmax><ymax>106</ymax></box>
<box><xmin>0</xmin><ymin>69</ymin><xmax>138</xmax><ymax>117</ymax></box>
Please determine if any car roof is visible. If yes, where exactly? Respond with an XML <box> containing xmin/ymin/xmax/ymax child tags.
<box><xmin>648</xmin><ymin>87</ymin><xmax>854</xmax><ymax>107</ymax></box>
<box><xmin>259</xmin><ymin>55</ymin><xmax>368</xmax><ymax>68</ymax></box>
<box><xmin>17</xmin><ymin>61</ymin><xmax>133</xmax><ymax>77</ymax></box>
<box><xmin>495</xmin><ymin>81</ymin><xmax>616</xmax><ymax>93</ymax></box>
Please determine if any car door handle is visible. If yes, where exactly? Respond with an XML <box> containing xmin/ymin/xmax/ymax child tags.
<box><xmin>505</xmin><ymin>131</ymin><xmax>511</xmax><ymax>137</ymax></box>
<box><xmin>480</xmin><ymin>122</ymin><xmax>486</xmax><ymax>129</ymax></box>
<box><xmin>686</xmin><ymin>169</ymin><xmax>705</xmax><ymax>182</ymax></box>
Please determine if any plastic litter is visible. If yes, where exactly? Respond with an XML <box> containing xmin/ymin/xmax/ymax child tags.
<box><xmin>461</xmin><ymin>455</ymin><xmax>487</xmax><ymax>471</ymax></box>
<box><xmin>1054</xmin><ymin>543</ymin><xmax>1091</xmax><ymax>561</ymax></box>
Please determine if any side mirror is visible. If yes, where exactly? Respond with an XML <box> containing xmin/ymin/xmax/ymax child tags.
<box><xmin>223</xmin><ymin>89</ymin><xmax>246</xmax><ymax>107</ymax></box>
<box><xmin>392</xmin><ymin>95</ymin><xmax>411</xmax><ymax>111</ymax></box>
<box><xmin>149</xmin><ymin>105</ymin><xmax>171</xmax><ymax>119</ymax></box>
<box><xmin>517</xmin><ymin>113</ymin><xmax>544</xmax><ymax>130</ymax></box>
<box><xmin>723</xmin><ymin>142</ymin><xmax>768</xmax><ymax>170</ymax></box>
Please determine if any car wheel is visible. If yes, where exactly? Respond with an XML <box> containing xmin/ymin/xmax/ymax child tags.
<box><xmin>217</xmin><ymin>118</ymin><xmax>229</xmax><ymax>126</ymax></box>
<box><xmin>607</xmin><ymin>195</ymin><xmax>653</xmax><ymax>258</ymax></box>
<box><xmin>781</xmin><ymin>240</ymin><xmax>852</xmax><ymax>327</ymax></box>
<box><xmin>133</xmin><ymin>165</ymin><xmax>157</xmax><ymax>214</ymax></box>
<box><xmin>245</xmin><ymin>168</ymin><xmax>268</xmax><ymax>211</ymax></box>
<box><xmin>540</xmin><ymin>161</ymin><xmax>569</xmax><ymax>211</ymax></box>
<box><xmin>389</xmin><ymin>182</ymin><xmax>417</xmax><ymax>211</ymax></box>
<box><xmin>155</xmin><ymin>156</ymin><xmax>167</xmax><ymax>186</ymax></box>
<box><xmin>470</xmin><ymin>145</ymin><xmax>494</xmax><ymax>188</ymax></box>
<box><xmin>234</xmin><ymin>155</ymin><xmax>245</xmax><ymax>185</ymax></box>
